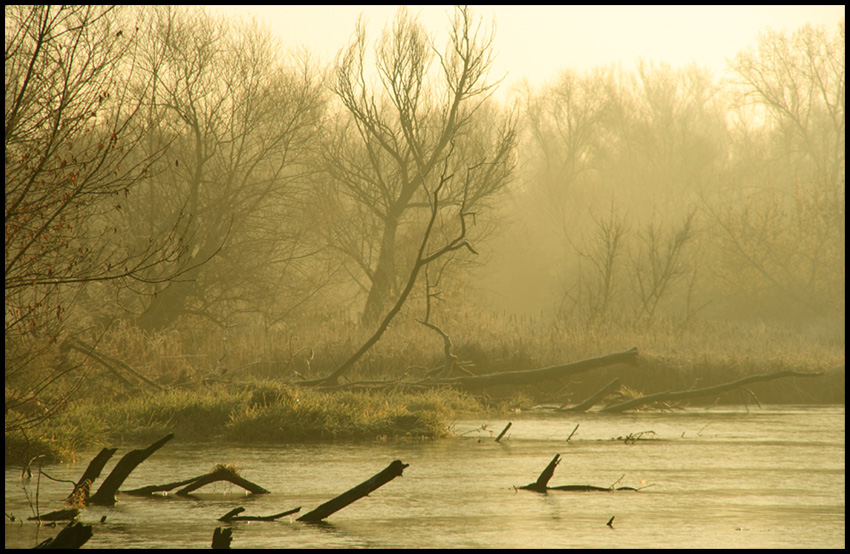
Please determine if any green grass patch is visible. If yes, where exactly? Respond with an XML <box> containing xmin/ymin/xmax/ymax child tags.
<box><xmin>5</xmin><ymin>381</ymin><xmax>483</xmax><ymax>465</ymax></box>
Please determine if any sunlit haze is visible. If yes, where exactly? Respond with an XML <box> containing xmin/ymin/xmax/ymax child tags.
<box><xmin>211</xmin><ymin>4</ymin><xmax>844</xmax><ymax>100</ymax></box>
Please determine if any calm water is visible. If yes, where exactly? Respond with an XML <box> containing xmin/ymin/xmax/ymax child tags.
<box><xmin>5</xmin><ymin>405</ymin><xmax>844</xmax><ymax>549</ymax></box>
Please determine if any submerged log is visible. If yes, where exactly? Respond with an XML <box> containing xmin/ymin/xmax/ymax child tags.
<box><xmin>34</xmin><ymin>521</ymin><xmax>93</xmax><ymax>549</ymax></box>
<box><xmin>518</xmin><ymin>454</ymin><xmax>639</xmax><ymax>493</ymax></box>
<box><xmin>600</xmin><ymin>370</ymin><xmax>823</xmax><ymax>413</ymax></box>
<box><xmin>218</xmin><ymin>506</ymin><xmax>301</xmax><ymax>522</ymax></box>
<box><xmin>428</xmin><ymin>347</ymin><xmax>638</xmax><ymax>391</ymax></box>
<box><xmin>297</xmin><ymin>460</ymin><xmax>409</xmax><ymax>523</ymax></box>
<box><xmin>88</xmin><ymin>434</ymin><xmax>174</xmax><ymax>505</ymax></box>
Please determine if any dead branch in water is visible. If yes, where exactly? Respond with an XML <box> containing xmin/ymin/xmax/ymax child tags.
<box><xmin>122</xmin><ymin>464</ymin><xmax>270</xmax><ymax>497</ymax></box>
<box><xmin>297</xmin><ymin>460</ymin><xmax>409</xmax><ymax>523</ymax></box>
<box><xmin>518</xmin><ymin>454</ymin><xmax>641</xmax><ymax>493</ymax></box>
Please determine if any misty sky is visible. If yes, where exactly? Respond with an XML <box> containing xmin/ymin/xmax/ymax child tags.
<box><xmin>211</xmin><ymin>4</ymin><xmax>844</xmax><ymax>100</ymax></box>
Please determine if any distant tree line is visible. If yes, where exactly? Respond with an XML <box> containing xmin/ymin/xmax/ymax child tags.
<box><xmin>4</xmin><ymin>5</ymin><xmax>843</xmax><ymax>431</ymax></box>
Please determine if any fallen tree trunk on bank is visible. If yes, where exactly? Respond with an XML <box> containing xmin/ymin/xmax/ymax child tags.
<box><xmin>297</xmin><ymin>460</ymin><xmax>409</xmax><ymax>523</ymax></box>
<box><xmin>518</xmin><ymin>454</ymin><xmax>639</xmax><ymax>493</ymax></box>
<box><xmin>122</xmin><ymin>464</ymin><xmax>270</xmax><ymax>497</ymax></box>
<box><xmin>425</xmin><ymin>347</ymin><xmax>638</xmax><ymax>391</ymax></box>
<box><xmin>88</xmin><ymin>434</ymin><xmax>174</xmax><ymax>505</ymax></box>
<box><xmin>600</xmin><ymin>370</ymin><xmax>824</xmax><ymax>413</ymax></box>
<box><xmin>558</xmin><ymin>378</ymin><xmax>622</xmax><ymax>412</ymax></box>
<box><xmin>314</xmin><ymin>348</ymin><xmax>639</xmax><ymax>393</ymax></box>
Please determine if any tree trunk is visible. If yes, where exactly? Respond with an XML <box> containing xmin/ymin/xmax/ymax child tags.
<box><xmin>362</xmin><ymin>213</ymin><xmax>400</xmax><ymax>326</ymax></box>
<box><xmin>430</xmin><ymin>347</ymin><xmax>638</xmax><ymax>390</ymax></box>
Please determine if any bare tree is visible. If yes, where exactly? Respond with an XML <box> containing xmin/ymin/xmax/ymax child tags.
<box><xmin>706</xmin><ymin>19</ymin><xmax>845</xmax><ymax>320</ymax></box>
<box><xmin>123</xmin><ymin>6</ymin><xmax>328</xmax><ymax>331</ymax></box>
<box><xmin>319</xmin><ymin>6</ymin><xmax>516</xmax><ymax>325</ymax></box>
<box><xmin>5</xmin><ymin>5</ymin><xmax>183</xmax><ymax>431</ymax></box>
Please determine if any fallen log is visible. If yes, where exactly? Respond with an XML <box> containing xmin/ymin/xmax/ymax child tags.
<box><xmin>558</xmin><ymin>378</ymin><xmax>622</xmax><ymax>412</ymax></box>
<box><xmin>218</xmin><ymin>506</ymin><xmax>301</xmax><ymax>522</ymax></box>
<box><xmin>518</xmin><ymin>454</ymin><xmax>639</xmax><ymax>493</ymax></box>
<box><xmin>297</xmin><ymin>460</ymin><xmax>409</xmax><ymax>523</ymax></box>
<box><xmin>122</xmin><ymin>464</ymin><xmax>270</xmax><ymax>497</ymax></box>
<box><xmin>600</xmin><ymin>370</ymin><xmax>823</xmax><ymax>413</ymax></box>
<box><xmin>426</xmin><ymin>347</ymin><xmax>638</xmax><ymax>391</ymax></box>
<box><xmin>34</xmin><ymin>521</ymin><xmax>92</xmax><ymax>549</ymax></box>
<box><xmin>63</xmin><ymin>336</ymin><xmax>163</xmax><ymax>391</ymax></box>
<box><xmin>88</xmin><ymin>434</ymin><xmax>174</xmax><ymax>505</ymax></box>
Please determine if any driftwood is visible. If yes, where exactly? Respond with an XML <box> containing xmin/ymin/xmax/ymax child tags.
<box><xmin>218</xmin><ymin>506</ymin><xmax>301</xmax><ymax>522</ymax></box>
<box><xmin>558</xmin><ymin>378</ymin><xmax>622</xmax><ymax>412</ymax></box>
<box><xmin>211</xmin><ymin>527</ymin><xmax>233</xmax><ymax>549</ymax></box>
<box><xmin>297</xmin><ymin>460</ymin><xmax>409</xmax><ymax>523</ymax></box>
<box><xmin>122</xmin><ymin>465</ymin><xmax>270</xmax><ymax>497</ymax></box>
<box><xmin>88</xmin><ymin>434</ymin><xmax>174</xmax><ymax>505</ymax></box>
<box><xmin>34</xmin><ymin>521</ymin><xmax>93</xmax><ymax>549</ymax></box>
<box><xmin>600</xmin><ymin>370</ymin><xmax>823</xmax><ymax>413</ymax></box>
<box><xmin>518</xmin><ymin>454</ymin><xmax>638</xmax><ymax>493</ymax></box>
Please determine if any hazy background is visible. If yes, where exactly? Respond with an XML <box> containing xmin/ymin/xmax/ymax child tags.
<box><xmin>211</xmin><ymin>5</ymin><xmax>844</xmax><ymax>100</ymax></box>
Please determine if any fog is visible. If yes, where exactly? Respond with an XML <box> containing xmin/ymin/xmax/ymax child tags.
<box><xmin>4</xmin><ymin>8</ymin><xmax>845</xmax><ymax>549</ymax></box>
<box><xmin>5</xmin><ymin>4</ymin><xmax>845</xmax><ymax>430</ymax></box>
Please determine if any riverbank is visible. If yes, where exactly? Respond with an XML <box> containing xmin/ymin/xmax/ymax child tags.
<box><xmin>4</xmin><ymin>383</ymin><xmax>487</xmax><ymax>466</ymax></box>
<box><xmin>5</xmin><ymin>314</ymin><xmax>844</xmax><ymax>466</ymax></box>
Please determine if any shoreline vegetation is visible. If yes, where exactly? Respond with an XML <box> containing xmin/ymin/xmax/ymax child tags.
<box><xmin>5</xmin><ymin>314</ymin><xmax>844</xmax><ymax>466</ymax></box>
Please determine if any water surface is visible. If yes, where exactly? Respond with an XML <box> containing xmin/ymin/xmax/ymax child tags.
<box><xmin>5</xmin><ymin>405</ymin><xmax>844</xmax><ymax>548</ymax></box>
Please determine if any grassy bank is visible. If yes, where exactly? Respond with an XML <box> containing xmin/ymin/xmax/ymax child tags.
<box><xmin>5</xmin><ymin>311</ymin><xmax>844</xmax><ymax>466</ymax></box>
<box><xmin>5</xmin><ymin>382</ymin><xmax>484</xmax><ymax>465</ymax></box>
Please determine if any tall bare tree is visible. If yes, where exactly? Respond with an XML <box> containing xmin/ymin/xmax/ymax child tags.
<box><xmin>318</xmin><ymin>6</ymin><xmax>516</xmax><ymax>325</ymax></box>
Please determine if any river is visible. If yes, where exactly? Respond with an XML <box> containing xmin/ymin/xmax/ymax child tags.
<box><xmin>4</xmin><ymin>405</ymin><xmax>844</xmax><ymax>548</ymax></box>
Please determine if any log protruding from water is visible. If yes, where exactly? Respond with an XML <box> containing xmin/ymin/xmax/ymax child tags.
<box><xmin>297</xmin><ymin>460</ymin><xmax>409</xmax><ymax>523</ymax></box>
<box><xmin>66</xmin><ymin>447</ymin><xmax>117</xmax><ymax>505</ymax></box>
<box><xmin>519</xmin><ymin>453</ymin><xmax>561</xmax><ymax>493</ymax></box>
<box><xmin>211</xmin><ymin>527</ymin><xmax>232</xmax><ymax>549</ymax></box>
<box><xmin>89</xmin><ymin>434</ymin><xmax>174</xmax><ymax>505</ymax></box>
